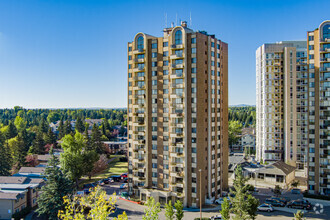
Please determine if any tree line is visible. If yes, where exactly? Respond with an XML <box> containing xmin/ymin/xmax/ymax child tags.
<box><xmin>0</xmin><ymin>107</ymin><xmax>127</xmax><ymax>175</ymax></box>
<box><xmin>229</xmin><ymin>107</ymin><xmax>256</xmax><ymax>128</ymax></box>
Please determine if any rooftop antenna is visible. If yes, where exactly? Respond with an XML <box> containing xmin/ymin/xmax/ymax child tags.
<box><xmin>190</xmin><ymin>12</ymin><xmax>192</xmax><ymax>27</ymax></box>
<box><xmin>165</xmin><ymin>12</ymin><xmax>167</xmax><ymax>28</ymax></box>
<box><xmin>176</xmin><ymin>13</ymin><xmax>178</xmax><ymax>26</ymax></box>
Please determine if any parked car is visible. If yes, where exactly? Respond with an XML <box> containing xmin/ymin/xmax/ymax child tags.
<box><xmin>270</xmin><ymin>197</ymin><xmax>288</xmax><ymax>204</ymax></box>
<box><xmin>123</xmin><ymin>178</ymin><xmax>128</xmax><ymax>183</ymax></box>
<box><xmin>291</xmin><ymin>188</ymin><xmax>301</xmax><ymax>194</ymax></box>
<box><xmin>107</xmin><ymin>177</ymin><xmax>114</xmax><ymax>183</ymax></box>
<box><xmin>103</xmin><ymin>178</ymin><xmax>110</xmax><ymax>184</ymax></box>
<box><xmin>83</xmin><ymin>183</ymin><xmax>96</xmax><ymax>190</ymax></box>
<box><xmin>257</xmin><ymin>203</ymin><xmax>274</xmax><ymax>212</ymax></box>
<box><xmin>287</xmin><ymin>200</ymin><xmax>312</xmax><ymax>210</ymax></box>
<box><xmin>214</xmin><ymin>198</ymin><xmax>224</xmax><ymax>205</ymax></box>
<box><xmin>210</xmin><ymin>214</ymin><xmax>222</xmax><ymax>219</ymax></box>
<box><xmin>97</xmin><ymin>179</ymin><xmax>105</xmax><ymax>186</ymax></box>
<box><xmin>121</xmin><ymin>173</ymin><xmax>128</xmax><ymax>179</ymax></box>
<box><xmin>120</xmin><ymin>183</ymin><xmax>127</xmax><ymax>189</ymax></box>
<box><xmin>265</xmin><ymin>199</ymin><xmax>285</xmax><ymax>207</ymax></box>
<box><xmin>110</xmin><ymin>175</ymin><xmax>122</xmax><ymax>182</ymax></box>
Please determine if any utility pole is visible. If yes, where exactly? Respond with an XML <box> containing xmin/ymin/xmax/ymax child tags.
<box><xmin>199</xmin><ymin>169</ymin><xmax>202</xmax><ymax>220</ymax></box>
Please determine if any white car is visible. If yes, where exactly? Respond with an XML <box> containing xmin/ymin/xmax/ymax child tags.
<box><xmin>210</xmin><ymin>214</ymin><xmax>222</xmax><ymax>219</ymax></box>
<box><xmin>257</xmin><ymin>203</ymin><xmax>274</xmax><ymax>212</ymax></box>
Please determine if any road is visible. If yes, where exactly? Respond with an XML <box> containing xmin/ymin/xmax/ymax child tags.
<box><xmin>103</xmin><ymin>183</ymin><xmax>329</xmax><ymax>220</ymax></box>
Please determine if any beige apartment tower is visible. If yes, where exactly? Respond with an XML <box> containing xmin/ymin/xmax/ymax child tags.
<box><xmin>256</xmin><ymin>41</ymin><xmax>308</xmax><ymax>171</ymax></box>
<box><xmin>127</xmin><ymin>22</ymin><xmax>228</xmax><ymax>207</ymax></box>
<box><xmin>306</xmin><ymin>20</ymin><xmax>330</xmax><ymax>196</ymax></box>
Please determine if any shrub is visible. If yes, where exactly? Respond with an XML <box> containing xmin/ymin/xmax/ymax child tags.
<box><xmin>12</xmin><ymin>207</ymin><xmax>32</xmax><ymax>220</ymax></box>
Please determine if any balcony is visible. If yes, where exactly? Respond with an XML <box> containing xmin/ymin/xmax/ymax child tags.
<box><xmin>133</xmin><ymin>76</ymin><xmax>145</xmax><ymax>81</ymax></box>
<box><xmin>133</xmin><ymin>66</ymin><xmax>145</xmax><ymax>72</ymax></box>
<box><xmin>170</xmin><ymin>53</ymin><xmax>183</xmax><ymax>59</ymax></box>
<box><xmin>134</xmin><ymin>58</ymin><xmax>145</xmax><ymax>63</ymax></box>
<box><xmin>171</xmin><ymin>44</ymin><xmax>184</xmax><ymax>49</ymax></box>
<box><xmin>170</xmin><ymin>73</ymin><xmax>184</xmax><ymax>79</ymax></box>
<box><xmin>171</xmin><ymin>83</ymin><xmax>184</xmax><ymax>88</ymax></box>
<box><xmin>172</xmin><ymin>63</ymin><xmax>184</xmax><ymax>69</ymax></box>
<box><xmin>133</xmin><ymin>48</ymin><xmax>145</xmax><ymax>54</ymax></box>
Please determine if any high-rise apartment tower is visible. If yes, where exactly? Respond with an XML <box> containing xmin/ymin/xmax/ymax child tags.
<box><xmin>306</xmin><ymin>20</ymin><xmax>330</xmax><ymax>195</ymax></box>
<box><xmin>256</xmin><ymin>41</ymin><xmax>308</xmax><ymax>170</ymax></box>
<box><xmin>127</xmin><ymin>21</ymin><xmax>228</xmax><ymax>207</ymax></box>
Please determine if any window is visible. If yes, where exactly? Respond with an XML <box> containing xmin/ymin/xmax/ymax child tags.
<box><xmin>152</xmin><ymin>52</ymin><xmax>157</xmax><ymax>58</ymax></box>
<box><xmin>192</xmin><ymin>88</ymin><xmax>196</xmax><ymax>93</ymax></box>
<box><xmin>163</xmin><ymin>42</ymin><xmax>168</xmax><ymax>47</ymax></box>
<box><xmin>211</xmin><ymin>42</ymin><xmax>215</xmax><ymax>47</ymax></box>
<box><xmin>163</xmin><ymin>89</ymin><xmax>168</xmax><ymax>94</ymax></box>
<box><xmin>192</xmin><ymin>58</ymin><xmax>196</xmax><ymax>63</ymax></box>
<box><xmin>163</xmin><ymin>60</ymin><xmax>168</xmax><ymax>66</ymax></box>
<box><xmin>152</xmin><ymin>163</ymin><xmax>157</xmax><ymax>168</ymax></box>
<box><xmin>163</xmin><ymin>70</ymin><xmax>169</xmax><ymax>75</ymax></box>
<box><xmin>192</xmin><ymin>48</ymin><xmax>196</xmax><ymax>54</ymax></box>
<box><xmin>191</xmin><ymin>77</ymin><xmax>196</xmax><ymax>83</ymax></box>
<box><xmin>163</xmin><ymin>51</ymin><xmax>168</xmax><ymax>57</ymax></box>
<box><xmin>164</xmin><ymin>79</ymin><xmax>169</xmax><ymax>85</ymax></box>
<box><xmin>152</xmin><ymin>80</ymin><xmax>157</xmax><ymax>86</ymax></box>
<box><xmin>191</xmin><ymin>38</ymin><xmax>196</xmax><ymax>44</ymax></box>
<box><xmin>175</xmin><ymin>30</ymin><xmax>182</xmax><ymax>45</ymax></box>
<box><xmin>128</xmin><ymin>55</ymin><xmax>132</xmax><ymax>60</ymax></box>
<box><xmin>152</xmin><ymin>62</ymin><xmax>157</xmax><ymax>67</ymax></box>
<box><xmin>152</xmin><ymin>71</ymin><xmax>157</xmax><ymax>76</ymax></box>
<box><xmin>152</xmin><ymin>43</ymin><xmax>157</xmax><ymax>49</ymax></box>
<box><xmin>308</xmin><ymin>36</ymin><xmax>314</xmax><ymax>41</ymax></box>
<box><xmin>137</xmin><ymin>36</ymin><xmax>144</xmax><ymax>50</ymax></box>
<box><xmin>192</xmin><ymin>68</ymin><xmax>196</xmax><ymax>73</ymax></box>
<box><xmin>128</xmin><ymin>46</ymin><xmax>132</xmax><ymax>51</ymax></box>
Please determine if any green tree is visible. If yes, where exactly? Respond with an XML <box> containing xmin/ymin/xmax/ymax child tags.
<box><xmin>14</xmin><ymin>116</ymin><xmax>27</xmax><ymax>132</ymax></box>
<box><xmin>39</xmin><ymin>118</ymin><xmax>48</xmax><ymax>133</ymax></box>
<box><xmin>60</xmin><ymin>132</ymin><xmax>86</xmax><ymax>187</ymax></box>
<box><xmin>75</xmin><ymin>117</ymin><xmax>85</xmax><ymax>133</ymax></box>
<box><xmin>58</xmin><ymin>119</ymin><xmax>65</xmax><ymax>139</ymax></box>
<box><xmin>5</xmin><ymin>121</ymin><xmax>17</xmax><ymax>140</ymax></box>
<box><xmin>64</xmin><ymin>119</ymin><xmax>72</xmax><ymax>135</ymax></box>
<box><xmin>29</xmin><ymin>131</ymin><xmax>45</xmax><ymax>154</ymax></box>
<box><xmin>246</xmin><ymin>194</ymin><xmax>259</xmax><ymax>220</ymax></box>
<box><xmin>220</xmin><ymin>197</ymin><xmax>230</xmax><ymax>220</ymax></box>
<box><xmin>230</xmin><ymin>165</ymin><xmax>258</xmax><ymax>220</ymax></box>
<box><xmin>293</xmin><ymin>210</ymin><xmax>305</xmax><ymax>220</ymax></box>
<box><xmin>228</xmin><ymin>121</ymin><xmax>242</xmax><ymax>147</ymax></box>
<box><xmin>7</xmin><ymin>134</ymin><xmax>26</xmax><ymax>170</ymax></box>
<box><xmin>91</xmin><ymin>124</ymin><xmax>104</xmax><ymax>153</ymax></box>
<box><xmin>274</xmin><ymin>185</ymin><xmax>281</xmax><ymax>196</ymax></box>
<box><xmin>165</xmin><ymin>201</ymin><xmax>174</xmax><ymax>220</ymax></box>
<box><xmin>37</xmin><ymin>148</ymin><xmax>73</xmax><ymax>220</ymax></box>
<box><xmin>47</xmin><ymin>112</ymin><xmax>61</xmax><ymax>123</ymax></box>
<box><xmin>44</xmin><ymin>127</ymin><xmax>57</xmax><ymax>146</ymax></box>
<box><xmin>143</xmin><ymin>197</ymin><xmax>161</xmax><ymax>220</ymax></box>
<box><xmin>0</xmin><ymin>131</ymin><xmax>12</xmax><ymax>175</ymax></box>
<box><xmin>83</xmin><ymin>150</ymin><xmax>100</xmax><ymax>179</ymax></box>
<box><xmin>174</xmin><ymin>200</ymin><xmax>184</xmax><ymax>220</ymax></box>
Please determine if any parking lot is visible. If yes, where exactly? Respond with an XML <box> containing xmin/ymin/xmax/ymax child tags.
<box><xmin>100</xmin><ymin>182</ymin><xmax>329</xmax><ymax>220</ymax></box>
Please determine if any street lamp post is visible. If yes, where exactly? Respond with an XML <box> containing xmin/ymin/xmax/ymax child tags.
<box><xmin>199</xmin><ymin>169</ymin><xmax>202</xmax><ymax>220</ymax></box>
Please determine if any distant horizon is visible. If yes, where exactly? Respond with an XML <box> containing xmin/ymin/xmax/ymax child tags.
<box><xmin>0</xmin><ymin>104</ymin><xmax>255</xmax><ymax>110</ymax></box>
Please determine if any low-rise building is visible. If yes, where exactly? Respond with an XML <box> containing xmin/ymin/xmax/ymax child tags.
<box><xmin>103</xmin><ymin>141</ymin><xmax>127</xmax><ymax>154</ymax></box>
<box><xmin>0</xmin><ymin>177</ymin><xmax>45</xmax><ymax>219</ymax></box>
<box><xmin>231</xmin><ymin>128</ymin><xmax>256</xmax><ymax>153</ymax></box>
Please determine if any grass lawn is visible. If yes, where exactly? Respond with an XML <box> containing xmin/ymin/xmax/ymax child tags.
<box><xmin>78</xmin><ymin>156</ymin><xmax>128</xmax><ymax>188</ymax></box>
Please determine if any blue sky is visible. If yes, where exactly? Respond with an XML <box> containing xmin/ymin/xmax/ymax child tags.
<box><xmin>0</xmin><ymin>0</ymin><xmax>329</xmax><ymax>108</ymax></box>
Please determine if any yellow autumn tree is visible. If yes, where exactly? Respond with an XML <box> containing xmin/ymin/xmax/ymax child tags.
<box><xmin>58</xmin><ymin>186</ymin><xmax>127</xmax><ymax>220</ymax></box>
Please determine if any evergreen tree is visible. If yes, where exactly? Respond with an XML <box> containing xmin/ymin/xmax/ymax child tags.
<box><xmin>15</xmin><ymin>134</ymin><xmax>27</xmax><ymax>169</ymax></box>
<box><xmin>44</xmin><ymin>127</ymin><xmax>56</xmax><ymax>146</ymax></box>
<box><xmin>39</xmin><ymin>118</ymin><xmax>48</xmax><ymax>133</ymax></box>
<box><xmin>0</xmin><ymin>132</ymin><xmax>12</xmax><ymax>175</ymax></box>
<box><xmin>6</xmin><ymin>121</ymin><xmax>17</xmax><ymax>139</ymax></box>
<box><xmin>230</xmin><ymin>165</ymin><xmax>259</xmax><ymax>220</ymax></box>
<box><xmin>91</xmin><ymin>124</ymin><xmax>104</xmax><ymax>153</ymax></box>
<box><xmin>29</xmin><ymin>131</ymin><xmax>45</xmax><ymax>154</ymax></box>
<box><xmin>75</xmin><ymin>116</ymin><xmax>85</xmax><ymax>133</ymax></box>
<box><xmin>58</xmin><ymin>119</ymin><xmax>65</xmax><ymax>139</ymax></box>
<box><xmin>220</xmin><ymin>197</ymin><xmax>230</xmax><ymax>220</ymax></box>
<box><xmin>37</xmin><ymin>148</ymin><xmax>73</xmax><ymax>219</ymax></box>
<box><xmin>84</xmin><ymin>125</ymin><xmax>91</xmax><ymax>150</ymax></box>
<box><xmin>174</xmin><ymin>200</ymin><xmax>184</xmax><ymax>220</ymax></box>
<box><xmin>165</xmin><ymin>201</ymin><xmax>174</xmax><ymax>220</ymax></box>
<box><xmin>64</xmin><ymin>119</ymin><xmax>73</xmax><ymax>135</ymax></box>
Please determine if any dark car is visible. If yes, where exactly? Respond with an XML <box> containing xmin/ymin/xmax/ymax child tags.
<box><xmin>265</xmin><ymin>198</ymin><xmax>285</xmax><ymax>207</ymax></box>
<box><xmin>83</xmin><ymin>183</ymin><xmax>96</xmax><ymax>189</ymax></box>
<box><xmin>270</xmin><ymin>197</ymin><xmax>288</xmax><ymax>204</ymax></box>
<box><xmin>103</xmin><ymin>178</ymin><xmax>110</xmax><ymax>184</ymax></box>
<box><xmin>287</xmin><ymin>200</ymin><xmax>312</xmax><ymax>210</ymax></box>
<box><xmin>291</xmin><ymin>188</ymin><xmax>301</xmax><ymax>194</ymax></box>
